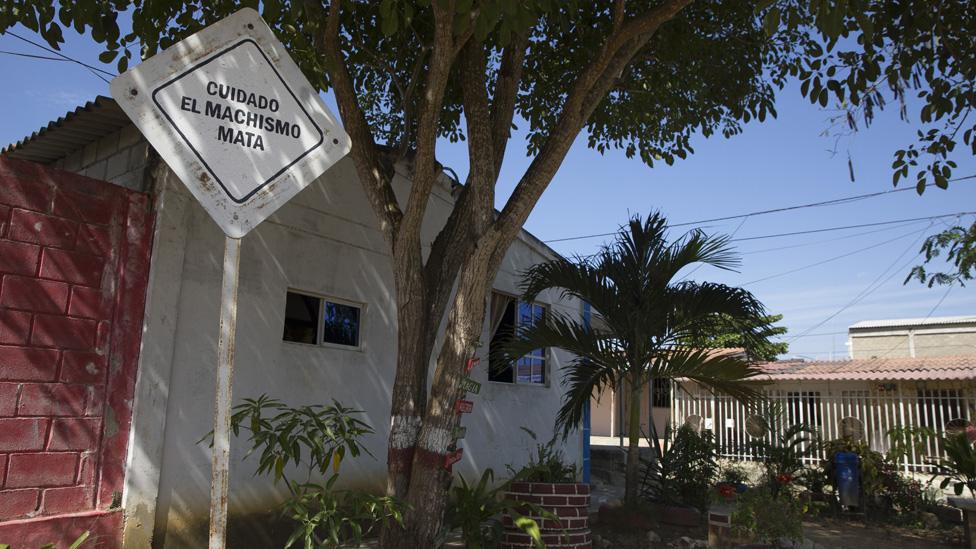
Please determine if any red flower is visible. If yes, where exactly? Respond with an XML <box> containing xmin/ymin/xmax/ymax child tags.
<box><xmin>966</xmin><ymin>424</ymin><xmax>976</xmax><ymax>444</ymax></box>
<box><xmin>776</xmin><ymin>474</ymin><xmax>793</xmax><ymax>485</ymax></box>
<box><xmin>717</xmin><ymin>483</ymin><xmax>737</xmax><ymax>500</ymax></box>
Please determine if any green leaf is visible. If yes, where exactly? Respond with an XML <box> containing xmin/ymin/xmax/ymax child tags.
<box><xmin>762</xmin><ymin>7</ymin><xmax>780</xmax><ymax>37</ymax></box>
<box><xmin>98</xmin><ymin>50</ymin><xmax>117</xmax><ymax>63</ymax></box>
<box><xmin>68</xmin><ymin>531</ymin><xmax>91</xmax><ymax>549</ymax></box>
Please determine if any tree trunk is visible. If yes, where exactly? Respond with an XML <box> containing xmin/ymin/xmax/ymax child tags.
<box><xmin>385</xmin><ymin>283</ymin><xmax>429</xmax><ymax>500</ymax></box>
<box><xmin>384</xmin><ymin>246</ymin><xmax>494</xmax><ymax>549</ymax></box>
<box><xmin>624</xmin><ymin>377</ymin><xmax>643</xmax><ymax>507</ymax></box>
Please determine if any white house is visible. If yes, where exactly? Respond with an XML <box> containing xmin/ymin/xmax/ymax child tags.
<box><xmin>0</xmin><ymin>97</ymin><xmax>584</xmax><ymax>548</ymax></box>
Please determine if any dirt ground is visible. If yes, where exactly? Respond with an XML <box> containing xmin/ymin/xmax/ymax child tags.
<box><xmin>589</xmin><ymin>514</ymin><xmax>965</xmax><ymax>548</ymax></box>
<box><xmin>801</xmin><ymin>517</ymin><xmax>962</xmax><ymax>548</ymax></box>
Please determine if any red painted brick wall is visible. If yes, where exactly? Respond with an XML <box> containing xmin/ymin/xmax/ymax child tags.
<box><xmin>0</xmin><ymin>158</ymin><xmax>152</xmax><ymax>544</ymax></box>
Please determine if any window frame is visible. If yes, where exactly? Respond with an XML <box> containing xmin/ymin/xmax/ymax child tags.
<box><xmin>282</xmin><ymin>289</ymin><xmax>366</xmax><ymax>352</ymax></box>
<box><xmin>488</xmin><ymin>292</ymin><xmax>550</xmax><ymax>388</ymax></box>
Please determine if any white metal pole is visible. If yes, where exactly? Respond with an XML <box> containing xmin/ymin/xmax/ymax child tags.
<box><xmin>209</xmin><ymin>236</ymin><xmax>242</xmax><ymax>549</ymax></box>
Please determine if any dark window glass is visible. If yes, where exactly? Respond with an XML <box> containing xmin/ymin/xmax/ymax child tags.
<box><xmin>652</xmin><ymin>380</ymin><xmax>671</xmax><ymax>408</ymax></box>
<box><xmin>786</xmin><ymin>391</ymin><xmax>822</xmax><ymax>426</ymax></box>
<box><xmin>490</xmin><ymin>299</ymin><xmax>546</xmax><ymax>384</ymax></box>
<box><xmin>323</xmin><ymin>301</ymin><xmax>361</xmax><ymax>347</ymax></box>
<box><xmin>489</xmin><ymin>300</ymin><xmax>516</xmax><ymax>383</ymax></box>
<box><xmin>283</xmin><ymin>292</ymin><xmax>320</xmax><ymax>344</ymax></box>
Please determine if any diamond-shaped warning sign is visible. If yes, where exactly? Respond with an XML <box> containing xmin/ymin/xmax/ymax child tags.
<box><xmin>110</xmin><ymin>8</ymin><xmax>350</xmax><ymax>238</ymax></box>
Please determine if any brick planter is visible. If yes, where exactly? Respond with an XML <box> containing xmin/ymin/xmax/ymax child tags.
<box><xmin>502</xmin><ymin>482</ymin><xmax>591</xmax><ymax>549</ymax></box>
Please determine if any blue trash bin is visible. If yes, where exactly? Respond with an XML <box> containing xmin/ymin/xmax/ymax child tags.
<box><xmin>834</xmin><ymin>451</ymin><xmax>860</xmax><ymax>507</ymax></box>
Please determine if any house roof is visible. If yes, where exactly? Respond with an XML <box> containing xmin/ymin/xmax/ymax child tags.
<box><xmin>849</xmin><ymin>315</ymin><xmax>976</xmax><ymax>331</ymax></box>
<box><xmin>756</xmin><ymin>355</ymin><xmax>976</xmax><ymax>381</ymax></box>
<box><xmin>1</xmin><ymin>96</ymin><xmax>130</xmax><ymax>164</ymax></box>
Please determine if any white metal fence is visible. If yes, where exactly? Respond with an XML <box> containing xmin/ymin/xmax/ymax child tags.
<box><xmin>671</xmin><ymin>382</ymin><xmax>976</xmax><ymax>471</ymax></box>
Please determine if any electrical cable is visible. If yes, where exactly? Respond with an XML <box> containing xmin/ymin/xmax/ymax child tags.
<box><xmin>0</xmin><ymin>49</ymin><xmax>69</xmax><ymax>62</ymax></box>
<box><xmin>742</xmin><ymin>224</ymin><xmax>932</xmax><ymax>287</ymax></box>
<box><xmin>543</xmin><ymin>176</ymin><xmax>976</xmax><ymax>244</ymax></box>
<box><xmin>3</xmin><ymin>30</ymin><xmax>114</xmax><ymax>83</ymax></box>
<box><xmin>786</xmin><ymin>225</ymin><xmax>935</xmax><ymax>342</ymax></box>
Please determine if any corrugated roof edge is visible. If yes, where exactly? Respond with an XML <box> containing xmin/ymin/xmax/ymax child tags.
<box><xmin>849</xmin><ymin>315</ymin><xmax>976</xmax><ymax>330</ymax></box>
<box><xmin>1</xmin><ymin>95</ymin><xmax>131</xmax><ymax>165</ymax></box>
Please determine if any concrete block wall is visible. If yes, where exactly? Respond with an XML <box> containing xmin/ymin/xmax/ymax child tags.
<box><xmin>0</xmin><ymin>158</ymin><xmax>152</xmax><ymax>545</ymax></box>
<box><xmin>51</xmin><ymin>125</ymin><xmax>150</xmax><ymax>193</ymax></box>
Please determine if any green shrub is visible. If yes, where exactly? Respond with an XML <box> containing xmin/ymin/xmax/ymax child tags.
<box><xmin>640</xmin><ymin>424</ymin><xmax>718</xmax><ymax>511</ymax></box>
<box><xmin>718</xmin><ymin>461</ymin><xmax>750</xmax><ymax>484</ymax></box>
<box><xmin>731</xmin><ymin>487</ymin><xmax>806</xmax><ymax>543</ymax></box>
<box><xmin>507</xmin><ymin>427</ymin><xmax>576</xmax><ymax>483</ymax></box>
<box><xmin>219</xmin><ymin>395</ymin><xmax>402</xmax><ymax>548</ymax></box>
<box><xmin>929</xmin><ymin>432</ymin><xmax>976</xmax><ymax>497</ymax></box>
<box><xmin>443</xmin><ymin>468</ymin><xmax>553</xmax><ymax>549</ymax></box>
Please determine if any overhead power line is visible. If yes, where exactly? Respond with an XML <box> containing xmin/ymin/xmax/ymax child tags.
<box><xmin>0</xmin><ymin>49</ymin><xmax>69</xmax><ymax>62</ymax></box>
<box><xmin>742</xmin><ymin>223</ymin><xmax>932</xmax><ymax>286</ymax></box>
<box><xmin>729</xmin><ymin>211</ymin><xmax>975</xmax><ymax>243</ymax></box>
<box><xmin>786</xmin><ymin>225</ymin><xmax>933</xmax><ymax>342</ymax></box>
<box><xmin>3</xmin><ymin>30</ymin><xmax>115</xmax><ymax>83</ymax></box>
<box><xmin>544</xmin><ymin>176</ymin><xmax>976</xmax><ymax>244</ymax></box>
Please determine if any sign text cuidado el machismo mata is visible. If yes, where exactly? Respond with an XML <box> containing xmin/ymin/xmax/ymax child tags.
<box><xmin>111</xmin><ymin>9</ymin><xmax>349</xmax><ymax>238</ymax></box>
<box><xmin>148</xmin><ymin>38</ymin><xmax>325</xmax><ymax>208</ymax></box>
<box><xmin>179</xmin><ymin>82</ymin><xmax>302</xmax><ymax>152</ymax></box>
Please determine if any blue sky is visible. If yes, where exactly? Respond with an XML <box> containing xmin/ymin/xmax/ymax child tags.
<box><xmin>3</xmin><ymin>24</ymin><xmax>975</xmax><ymax>361</ymax></box>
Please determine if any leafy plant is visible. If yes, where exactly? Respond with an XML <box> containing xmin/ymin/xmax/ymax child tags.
<box><xmin>886</xmin><ymin>425</ymin><xmax>936</xmax><ymax>466</ymax></box>
<box><xmin>216</xmin><ymin>395</ymin><xmax>401</xmax><ymax>548</ymax></box>
<box><xmin>443</xmin><ymin>468</ymin><xmax>553</xmax><ymax>549</ymax></box>
<box><xmin>282</xmin><ymin>476</ymin><xmax>402</xmax><ymax>549</ymax></box>
<box><xmin>929</xmin><ymin>432</ymin><xmax>976</xmax><ymax>497</ymax></box>
<box><xmin>1</xmin><ymin>532</ymin><xmax>90</xmax><ymax>549</ymax></box>
<box><xmin>641</xmin><ymin>424</ymin><xmax>718</xmax><ymax>511</ymax></box>
<box><xmin>507</xmin><ymin>427</ymin><xmax>576</xmax><ymax>484</ymax></box>
<box><xmin>748</xmin><ymin>406</ymin><xmax>818</xmax><ymax>497</ymax></box>
<box><xmin>795</xmin><ymin>466</ymin><xmax>830</xmax><ymax>495</ymax></box>
<box><xmin>731</xmin><ymin>487</ymin><xmax>806</xmax><ymax>543</ymax></box>
<box><xmin>717</xmin><ymin>461</ymin><xmax>750</xmax><ymax>484</ymax></box>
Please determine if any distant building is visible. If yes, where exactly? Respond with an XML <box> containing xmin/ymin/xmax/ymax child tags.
<box><xmin>848</xmin><ymin>315</ymin><xmax>976</xmax><ymax>359</ymax></box>
<box><xmin>669</xmin><ymin>316</ymin><xmax>976</xmax><ymax>471</ymax></box>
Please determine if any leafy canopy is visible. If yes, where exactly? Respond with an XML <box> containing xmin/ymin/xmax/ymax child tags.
<box><xmin>2</xmin><ymin>1</ymin><xmax>785</xmax><ymax>167</ymax></box>
<box><xmin>682</xmin><ymin>313</ymin><xmax>789</xmax><ymax>362</ymax></box>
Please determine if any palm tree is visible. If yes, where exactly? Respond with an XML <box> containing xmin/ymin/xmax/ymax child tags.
<box><xmin>500</xmin><ymin>213</ymin><xmax>774</xmax><ymax>507</ymax></box>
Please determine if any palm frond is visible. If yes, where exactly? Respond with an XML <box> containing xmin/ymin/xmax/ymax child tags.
<box><xmin>663</xmin><ymin>281</ymin><xmax>771</xmax><ymax>350</ymax></box>
<box><xmin>555</xmin><ymin>355</ymin><xmax>620</xmax><ymax>438</ymax></box>
<box><xmin>649</xmin><ymin>348</ymin><xmax>765</xmax><ymax>404</ymax></box>
<box><xmin>494</xmin><ymin>310</ymin><xmax>628</xmax><ymax>376</ymax></box>
<box><xmin>519</xmin><ymin>257</ymin><xmax>619</xmax><ymax>320</ymax></box>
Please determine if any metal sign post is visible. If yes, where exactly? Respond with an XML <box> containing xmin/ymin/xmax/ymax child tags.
<box><xmin>208</xmin><ymin>236</ymin><xmax>241</xmax><ymax>546</ymax></box>
<box><xmin>109</xmin><ymin>8</ymin><xmax>351</xmax><ymax>548</ymax></box>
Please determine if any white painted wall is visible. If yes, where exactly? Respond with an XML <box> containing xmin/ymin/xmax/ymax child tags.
<box><xmin>122</xmin><ymin>155</ymin><xmax>583</xmax><ymax>546</ymax></box>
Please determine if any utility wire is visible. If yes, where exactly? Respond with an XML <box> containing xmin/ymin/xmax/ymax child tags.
<box><xmin>742</xmin><ymin>223</ymin><xmax>932</xmax><ymax>286</ymax></box>
<box><xmin>544</xmin><ymin>176</ymin><xmax>976</xmax><ymax>244</ymax></box>
<box><xmin>786</xmin><ymin>225</ymin><xmax>934</xmax><ymax>342</ymax></box>
<box><xmin>3</xmin><ymin>30</ymin><xmax>114</xmax><ymax>83</ymax></box>
<box><xmin>0</xmin><ymin>49</ymin><xmax>69</xmax><ymax>62</ymax></box>
<box><xmin>729</xmin><ymin>212</ymin><xmax>975</xmax><ymax>243</ymax></box>
<box><xmin>676</xmin><ymin>214</ymin><xmax>750</xmax><ymax>282</ymax></box>
<box><xmin>738</xmin><ymin>219</ymin><xmax>930</xmax><ymax>255</ymax></box>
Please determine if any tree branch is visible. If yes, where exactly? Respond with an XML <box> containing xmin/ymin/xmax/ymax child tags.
<box><xmin>421</xmin><ymin>39</ymin><xmax>495</xmax><ymax>352</ymax></box>
<box><xmin>489</xmin><ymin>34</ymin><xmax>528</xmax><ymax>178</ymax></box>
<box><xmin>397</xmin><ymin>2</ymin><xmax>464</xmax><ymax>252</ymax></box>
<box><xmin>318</xmin><ymin>0</ymin><xmax>402</xmax><ymax>243</ymax></box>
<box><xmin>490</xmin><ymin>0</ymin><xmax>694</xmax><ymax>262</ymax></box>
